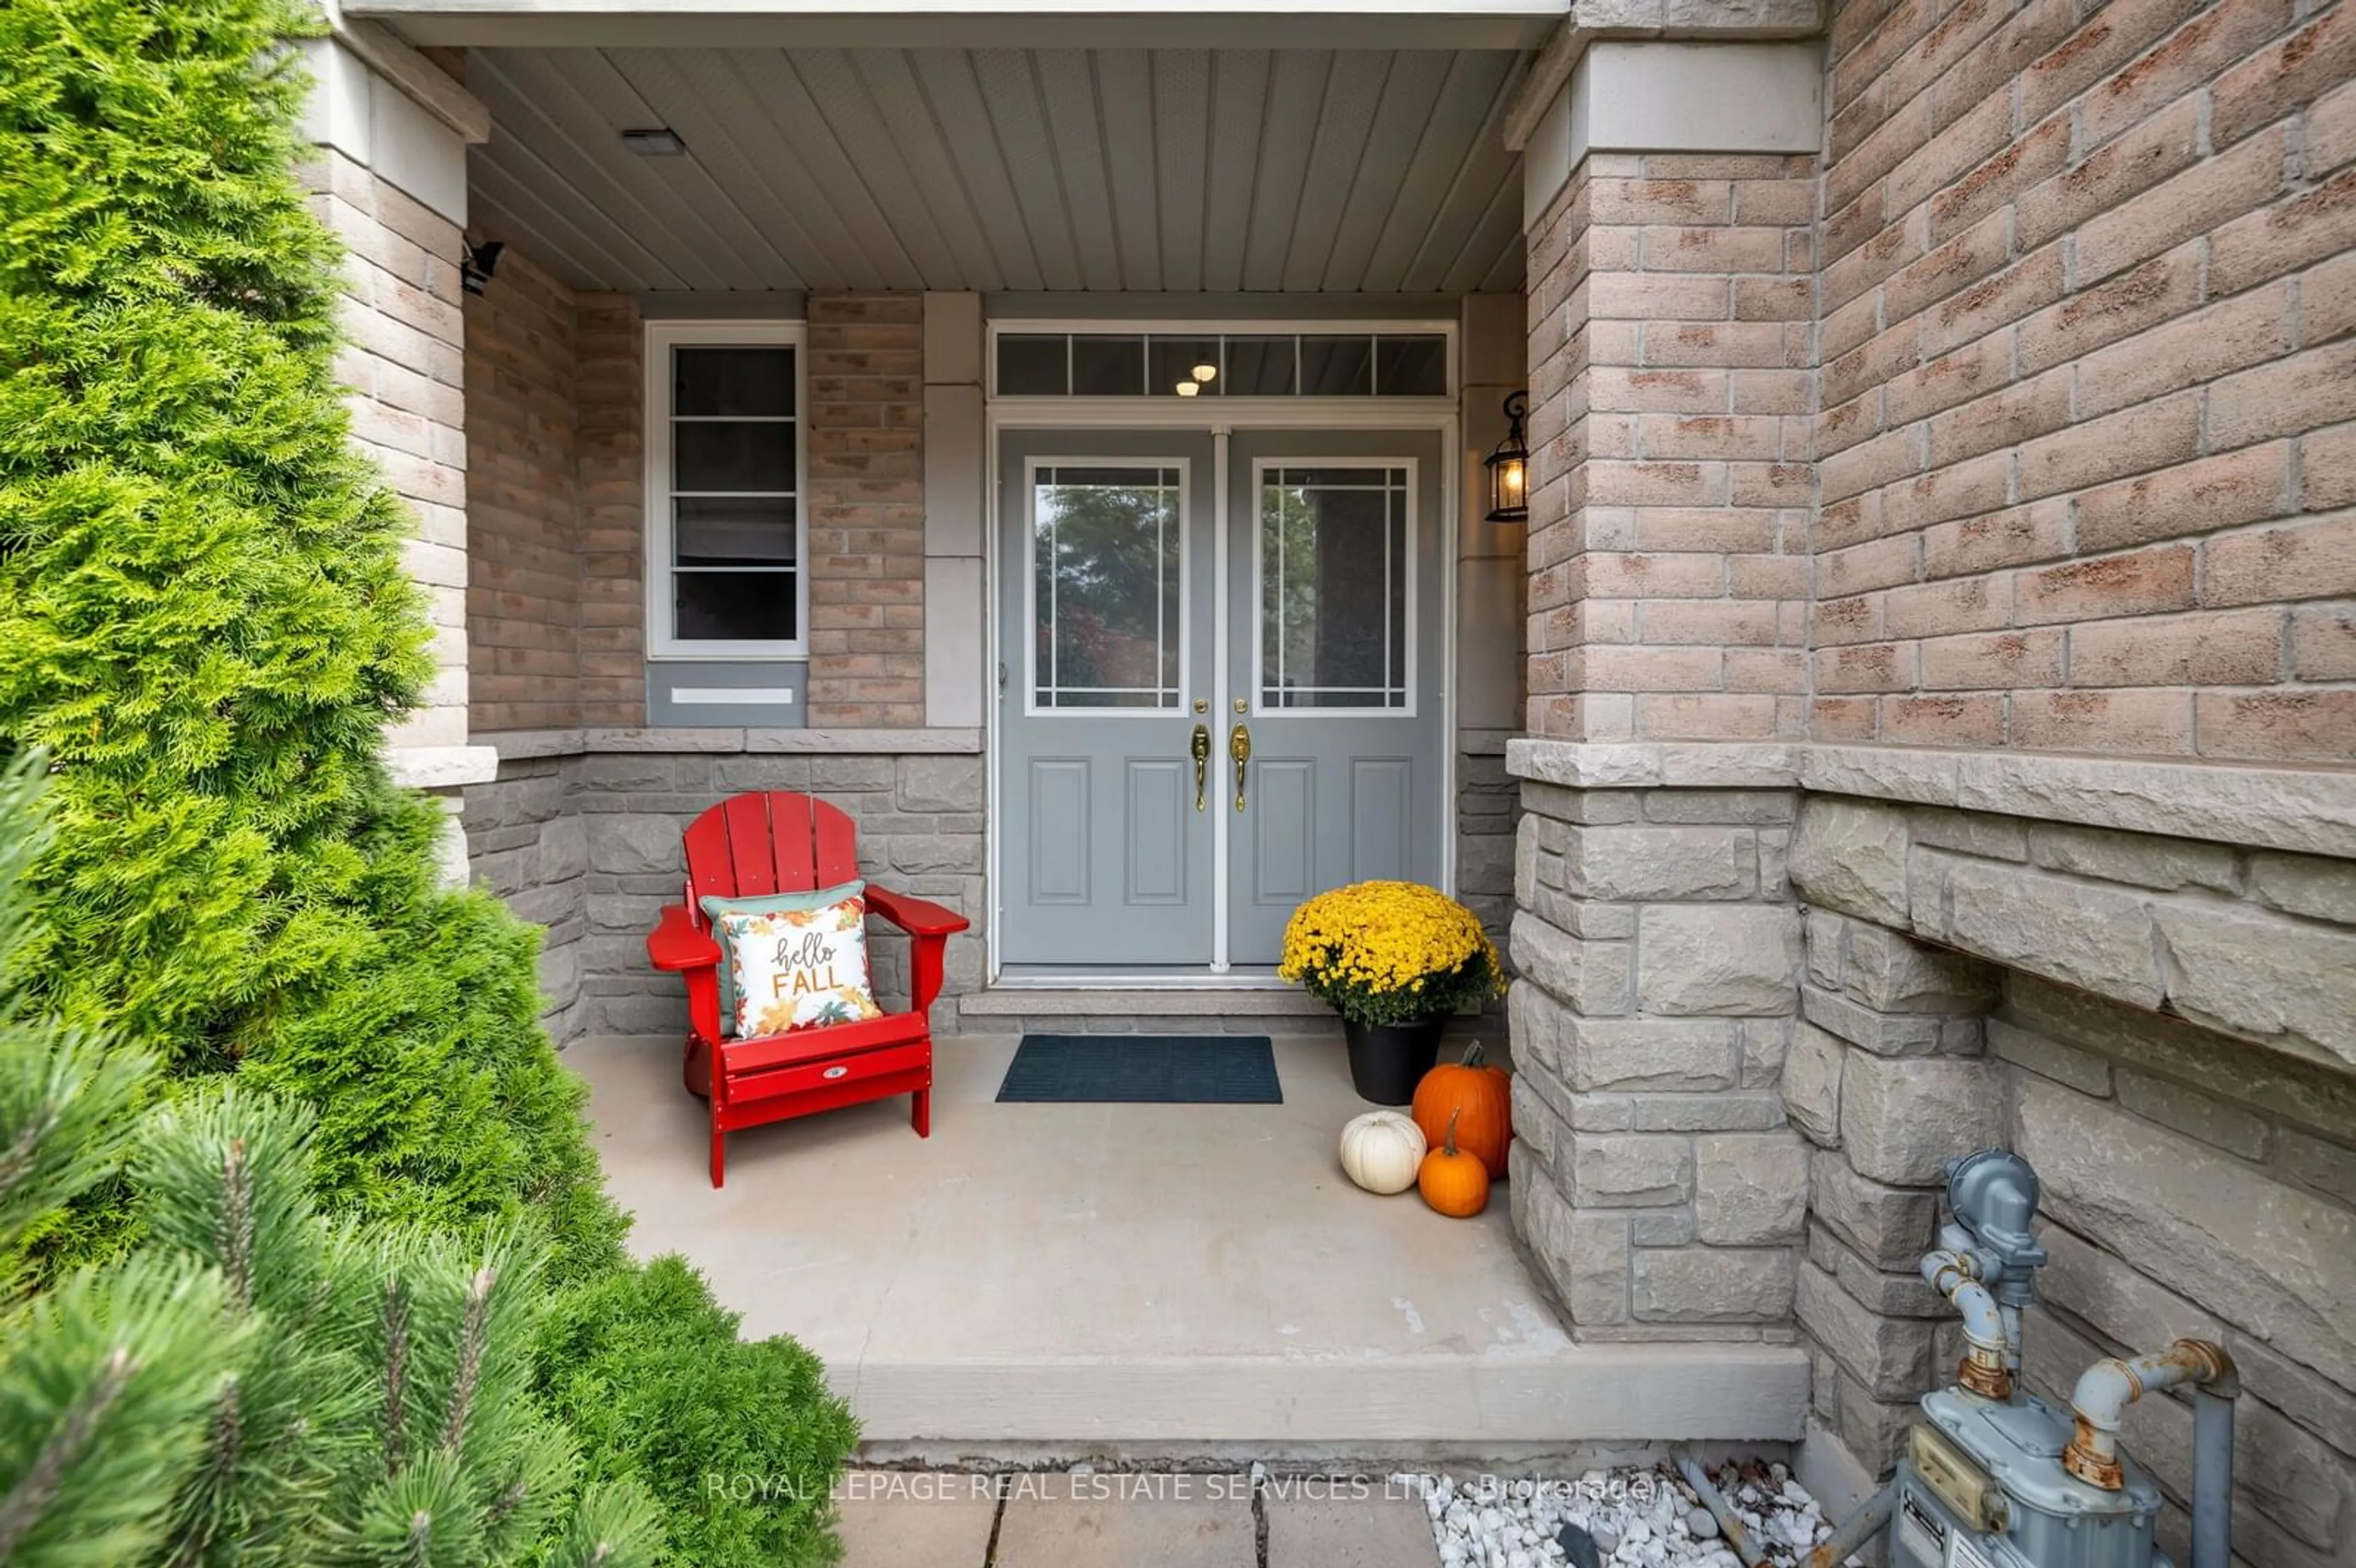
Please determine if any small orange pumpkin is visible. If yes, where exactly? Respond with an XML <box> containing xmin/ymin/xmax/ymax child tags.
<box><xmin>1413</xmin><ymin>1041</ymin><xmax>1511</xmax><ymax>1180</ymax></box>
<box><xmin>1419</xmin><ymin>1110</ymin><xmax>1492</xmax><ymax>1218</ymax></box>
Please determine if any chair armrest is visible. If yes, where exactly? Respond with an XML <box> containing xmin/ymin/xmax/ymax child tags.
<box><xmin>647</xmin><ymin>904</ymin><xmax>722</xmax><ymax>972</ymax></box>
<box><xmin>866</xmin><ymin>885</ymin><xmax>971</xmax><ymax>938</ymax></box>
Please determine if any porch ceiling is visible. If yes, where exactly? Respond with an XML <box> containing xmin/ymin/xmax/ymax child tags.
<box><xmin>464</xmin><ymin>46</ymin><xmax>1529</xmax><ymax>295</ymax></box>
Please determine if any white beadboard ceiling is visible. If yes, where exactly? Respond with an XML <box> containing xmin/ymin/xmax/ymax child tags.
<box><xmin>465</xmin><ymin>46</ymin><xmax>1528</xmax><ymax>295</ymax></box>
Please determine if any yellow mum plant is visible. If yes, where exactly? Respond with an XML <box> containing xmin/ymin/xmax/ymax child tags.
<box><xmin>1279</xmin><ymin>881</ymin><xmax>1506</xmax><ymax>1028</ymax></box>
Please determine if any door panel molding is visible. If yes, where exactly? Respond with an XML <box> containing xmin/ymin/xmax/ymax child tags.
<box><xmin>1350</xmin><ymin>758</ymin><xmax>1414</xmax><ymax>882</ymax></box>
<box><xmin>1124</xmin><ymin>759</ymin><xmax>1190</xmax><ymax>905</ymax></box>
<box><xmin>1027</xmin><ymin>758</ymin><xmax>1090</xmax><ymax>904</ymax></box>
<box><xmin>1252</xmin><ymin>758</ymin><xmax>1317</xmax><ymax>904</ymax></box>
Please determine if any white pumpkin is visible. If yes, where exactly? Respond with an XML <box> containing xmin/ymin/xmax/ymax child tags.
<box><xmin>1339</xmin><ymin>1110</ymin><xmax>1427</xmax><ymax>1195</ymax></box>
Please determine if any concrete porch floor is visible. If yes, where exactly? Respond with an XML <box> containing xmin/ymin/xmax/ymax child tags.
<box><xmin>567</xmin><ymin>1032</ymin><xmax>1807</xmax><ymax>1453</ymax></box>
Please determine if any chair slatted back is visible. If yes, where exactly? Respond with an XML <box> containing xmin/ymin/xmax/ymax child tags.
<box><xmin>682</xmin><ymin>791</ymin><xmax>862</xmax><ymax>928</ymax></box>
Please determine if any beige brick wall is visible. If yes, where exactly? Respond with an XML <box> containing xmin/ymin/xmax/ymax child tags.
<box><xmin>464</xmin><ymin>285</ymin><xmax>923</xmax><ymax>731</ymax></box>
<box><xmin>1525</xmin><ymin>154</ymin><xmax>1819</xmax><ymax>742</ymax></box>
<box><xmin>576</xmin><ymin>294</ymin><xmax>644</xmax><ymax>728</ymax></box>
<box><xmin>466</xmin><ymin>247</ymin><xmax>582</xmax><ymax>732</ymax></box>
<box><xmin>806</xmin><ymin>293</ymin><xmax>926</xmax><ymax>728</ymax></box>
<box><xmin>309</xmin><ymin>148</ymin><xmax>471</xmax><ymax>749</ymax></box>
<box><xmin>1814</xmin><ymin>0</ymin><xmax>2356</xmax><ymax>761</ymax></box>
<box><xmin>460</xmin><ymin>248</ymin><xmax>644</xmax><ymax>734</ymax></box>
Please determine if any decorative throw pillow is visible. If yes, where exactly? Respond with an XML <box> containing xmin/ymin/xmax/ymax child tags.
<box><xmin>701</xmin><ymin>882</ymin><xmax>864</xmax><ymax>1031</ymax></box>
<box><xmin>706</xmin><ymin>886</ymin><xmax>884</xmax><ymax>1039</ymax></box>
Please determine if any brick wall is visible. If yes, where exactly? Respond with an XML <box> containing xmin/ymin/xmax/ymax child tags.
<box><xmin>1814</xmin><ymin>0</ymin><xmax>2356</xmax><ymax>761</ymax></box>
<box><xmin>460</xmin><ymin>247</ymin><xmax>645</xmax><ymax>734</ymax></box>
<box><xmin>2000</xmin><ymin>978</ymin><xmax>2356</xmax><ymax>1567</ymax></box>
<box><xmin>806</xmin><ymin>293</ymin><xmax>926</xmax><ymax>728</ymax></box>
<box><xmin>309</xmin><ymin>148</ymin><xmax>471</xmax><ymax>749</ymax></box>
<box><xmin>1525</xmin><ymin>153</ymin><xmax>1818</xmax><ymax>742</ymax></box>
<box><xmin>576</xmin><ymin>294</ymin><xmax>644</xmax><ymax>728</ymax></box>
<box><xmin>465</xmin><ymin>247</ymin><xmax>581</xmax><ymax>732</ymax></box>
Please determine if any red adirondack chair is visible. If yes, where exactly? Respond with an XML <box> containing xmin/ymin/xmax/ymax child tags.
<box><xmin>645</xmin><ymin>790</ymin><xmax>969</xmax><ymax>1187</ymax></box>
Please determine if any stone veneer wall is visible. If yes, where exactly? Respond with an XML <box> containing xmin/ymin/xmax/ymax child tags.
<box><xmin>1507</xmin><ymin>764</ymin><xmax>1807</xmax><ymax>1336</ymax></box>
<box><xmin>1787</xmin><ymin>789</ymin><xmax>2356</xmax><ymax>1563</ymax></box>
<box><xmin>464</xmin><ymin>754</ymin><xmax>583</xmax><ymax>1037</ymax></box>
<box><xmin>465</xmin><ymin>741</ymin><xmax>985</xmax><ymax>1042</ymax></box>
<box><xmin>1812</xmin><ymin>0</ymin><xmax>2355</xmax><ymax>760</ymax></box>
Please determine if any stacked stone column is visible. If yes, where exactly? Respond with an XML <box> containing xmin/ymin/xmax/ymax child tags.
<box><xmin>1507</xmin><ymin>760</ymin><xmax>1811</xmax><ymax>1336</ymax></box>
<box><xmin>1507</xmin><ymin>41</ymin><xmax>1824</xmax><ymax>1339</ymax></box>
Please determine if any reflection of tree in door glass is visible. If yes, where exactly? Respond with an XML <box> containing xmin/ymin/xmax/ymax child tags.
<box><xmin>1033</xmin><ymin>469</ymin><xmax>1181</xmax><ymax>708</ymax></box>
<box><xmin>1261</xmin><ymin>470</ymin><xmax>1407</xmax><ymax>709</ymax></box>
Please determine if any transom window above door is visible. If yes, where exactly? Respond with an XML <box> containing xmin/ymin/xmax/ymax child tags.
<box><xmin>995</xmin><ymin>330</ymin><xmax>1451</xmax><ymax>399</ymax></box>
<box><xmin>1029</xmin><ymin>463</ymin><xmax>1185</xmax><ymax>712</ymax></box>
<box><xmin>1259</xmin><ymin>464</ymin><xmax>1412</xmax><ymax>712</ymax></box>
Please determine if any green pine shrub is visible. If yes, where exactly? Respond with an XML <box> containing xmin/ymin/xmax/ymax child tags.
<box><xmin>0</xmin><ymin>760</ymin><xmax>663</xmax><ymax>1566</ymax></box>
<box><xmin>539</xmin><ymin>1256</ymin><xmax>858</xmax><ymax>1568</ymax></box>
<box><xmin>0</xmin><ymin>0</ymin><xmax>857</xmax><ymax>1558</ymax></box>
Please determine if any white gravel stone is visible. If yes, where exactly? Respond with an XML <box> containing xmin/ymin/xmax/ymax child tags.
<box><xmin>1404</xmin><ymin>1463</ymin><xmax>1838</xmax><ymax>1568</ymax></box>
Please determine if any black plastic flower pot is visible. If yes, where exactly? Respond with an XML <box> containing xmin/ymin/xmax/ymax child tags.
<box><xmin>1342</xmin><ymin>1016</ymin><xmax>1446</xmax><ymax>1105</ymax></box>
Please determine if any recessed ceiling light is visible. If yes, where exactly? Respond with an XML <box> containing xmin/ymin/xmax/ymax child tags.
<box><xmin>621</xmin><ymin>127</ymin><xmax>688</xmax><ymax>155</ymax></box>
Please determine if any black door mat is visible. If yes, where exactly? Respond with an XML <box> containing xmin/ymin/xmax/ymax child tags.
<box><xmin>996</xmin><ymin>1035</ymin><xmax>1282</xmax><ymax>1104</ymax></box>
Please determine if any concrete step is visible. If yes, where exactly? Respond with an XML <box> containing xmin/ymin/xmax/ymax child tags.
<box><xmin>566</xmin><ymin>1034</ymin><xmax>1806</xmax><ymax>1458</ymax></box>
<box><xmin>958</xmin><ymin>985</ymin><xmax>1334</xmax><ymax>1019</ymax></box>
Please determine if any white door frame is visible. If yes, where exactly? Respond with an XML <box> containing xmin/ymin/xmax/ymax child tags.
<box><xmin>985</xmin><ymin>397</ymin><xmax>1462</xmax><ymax>986</ymax></box>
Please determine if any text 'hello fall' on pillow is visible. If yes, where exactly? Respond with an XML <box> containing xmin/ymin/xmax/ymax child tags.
<box><xmin>714</xmin><ymin>893</ymin><xmax>883</xmax><ymax>1037</ymax></box>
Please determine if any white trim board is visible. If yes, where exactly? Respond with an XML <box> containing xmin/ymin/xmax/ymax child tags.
<box><xmin>1522</xmin><ymin>40</ymin><xmax>1825</xmax><ymax>228</ymax></box>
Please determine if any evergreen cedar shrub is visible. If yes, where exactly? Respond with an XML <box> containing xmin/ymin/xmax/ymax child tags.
<box><xmin>541</xmin><ymin>1258</ymin><xmax>857</xmax><ymax>1568</ymax></box>
<box><xmin>0</xmin><ymin>0</ymin><xmax>855</xmax><ymax>1558</ymax></box>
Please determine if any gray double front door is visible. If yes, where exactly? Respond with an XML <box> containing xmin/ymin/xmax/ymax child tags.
<box><xmin>998</xmin><ymin>426</ymin><xmax>1447</xmax><ymax>970</ymax></box>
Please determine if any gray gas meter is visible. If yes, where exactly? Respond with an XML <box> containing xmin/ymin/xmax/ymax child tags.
<box><xmin>1890</xmin><ymin>1389</ymin><xmax>2166</xmax><ymax>1568</ymax></box>
<box><xmin>1783</xmin><ymin>1151</ymin><xmax>2235</xmax><ymax>1568</ymax></box>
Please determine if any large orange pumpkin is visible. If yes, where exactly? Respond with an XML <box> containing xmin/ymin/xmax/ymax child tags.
<box><xmin>1419</xmin><ymin>1110</ymin><xmax>1491</xmax><ymax>1218</ymax></box>
<box><xmin>1413</xmin><ymin>1042</ymin><xmax>1511</xmax><ymax>1179</ymax></box>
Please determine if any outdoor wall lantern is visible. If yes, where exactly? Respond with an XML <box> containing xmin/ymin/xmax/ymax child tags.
<box><xmin>1484</xmin><ymin>391</ymin><xmax>1531</xmax><ymax>524</ymax></box>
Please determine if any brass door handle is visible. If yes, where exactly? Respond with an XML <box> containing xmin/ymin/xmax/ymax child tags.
<box><xmin>1190</xmin><ymin>724</ymin><xmax>1211</xmax><ymax>812</ymax></box>
<box><xmin>1228</xmin><ymin>723</ymin><xmax>1251</xmax><ymax>812</ymax></box>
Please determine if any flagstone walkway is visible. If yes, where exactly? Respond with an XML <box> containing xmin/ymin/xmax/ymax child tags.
<box><xmin>834</xmin><ymin>1469</ymin><xmax>1441</xmax><ymax>1568</ymax></box>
